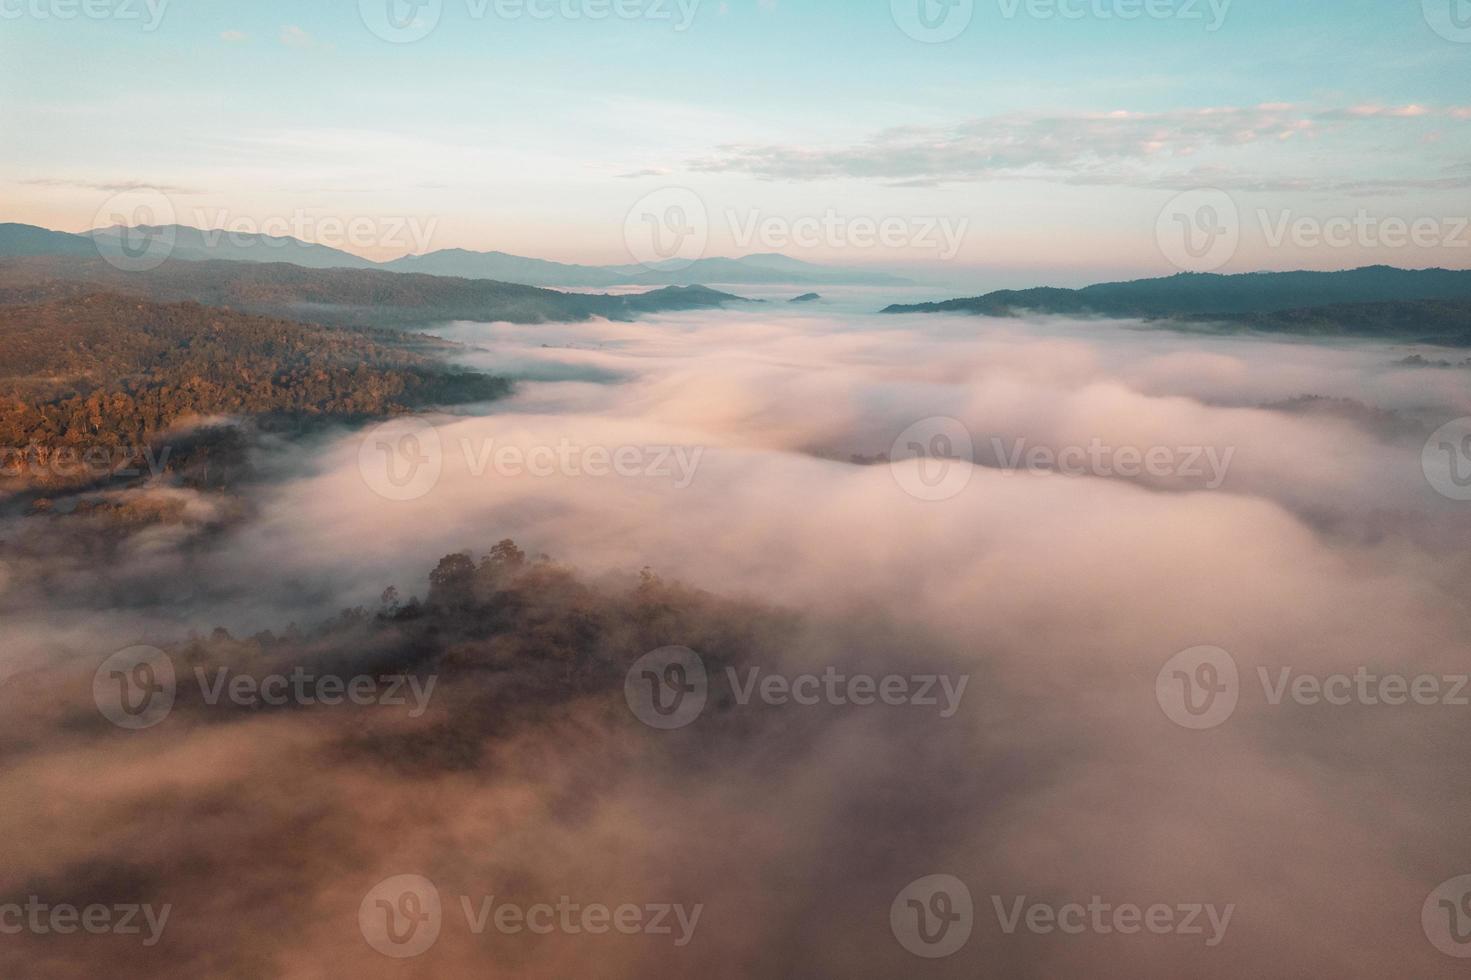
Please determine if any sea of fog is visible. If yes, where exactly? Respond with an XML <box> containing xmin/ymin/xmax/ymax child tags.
<box><xmin>2</xmin><ymin>289</ymin><xmax>1470</xmax><ymax>976</ymax></box>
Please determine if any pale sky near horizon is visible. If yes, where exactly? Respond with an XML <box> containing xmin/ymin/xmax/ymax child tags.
<box><xmin>3</xmin><ymin>0</ymin><xmax>1470</xmax><ymax>288</ymax></box>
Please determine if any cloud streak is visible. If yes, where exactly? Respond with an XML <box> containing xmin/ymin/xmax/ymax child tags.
<box><xmin>686</xmin><ymin>104</ymin><xmax>1471</xmax><ymax>193</ymax></box>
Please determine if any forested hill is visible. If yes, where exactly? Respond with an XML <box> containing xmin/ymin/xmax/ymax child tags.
<box><xmin>0</xmin><ymin>294</ymin><xmax>507</xmax><ymax>486</ymax></box>
<box><xmin>0</xmin><ymin>256</ymin><xmax>748</xmax><ymax>328</ymax></box>
<box><xmin>881</xmin><ymin>267</ymin><xmax>1471</xmax><ymax>345</ymax></box>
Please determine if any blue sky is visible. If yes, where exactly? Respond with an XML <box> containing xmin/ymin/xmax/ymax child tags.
<box><xmin>3</xmin><ymin>0</ymin><xmax>1469</xmax><ymax>285</ymax></box>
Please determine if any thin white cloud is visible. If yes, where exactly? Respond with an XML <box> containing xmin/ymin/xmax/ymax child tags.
<box><xmin>686</xmin><ymin>104</ymin><xmax>1471</xmax><ymax>193</ymax></box>
<box><xmin>280</xmin><ymin>25</ymin><xmax>314</xmax><ymax>48</ymax></box>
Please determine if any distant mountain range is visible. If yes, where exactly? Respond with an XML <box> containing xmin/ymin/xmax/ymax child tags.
<box><xmin>0</xmin><ymin>222</ymin><xmax>911</xmax><ymax>287</ymax></box>
<box><xmin>0</xmin><ymin>256</ymin><xmax>751</xmax><ymax>328</ymax></box>
<box><xmin>883</xmin><ymin>267</ymin><xmax>1471</xmax><ymax>345</ymax></box>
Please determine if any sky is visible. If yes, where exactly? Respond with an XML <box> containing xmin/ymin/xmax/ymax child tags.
<box><xmin>2</xmin><ymin>0</ymin><xmax>1470</xmax><ymax>286</ymax></box>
